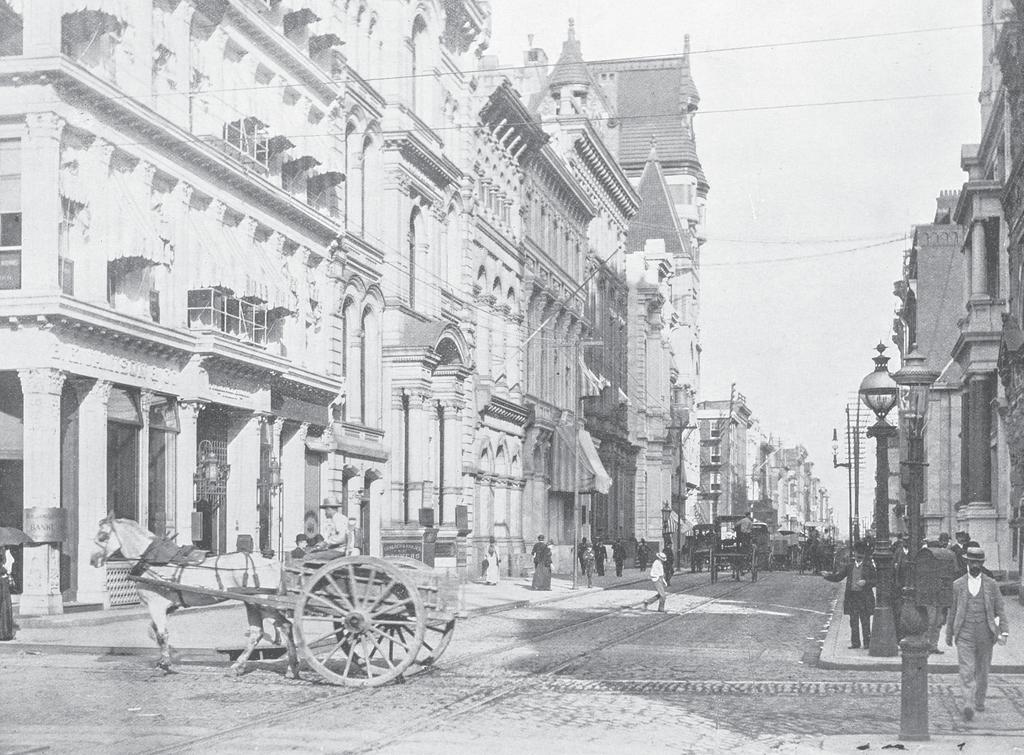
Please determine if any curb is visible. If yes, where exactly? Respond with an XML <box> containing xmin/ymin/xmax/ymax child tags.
<box><xmin>461</xmin><ymin>576</ymin><xmax>652</xmax><ymax>617</ymax></box>
<box><xmin>816</xmin><ymin>587</ymin><xmax>1024</xmax><ymax>675</ymax></box>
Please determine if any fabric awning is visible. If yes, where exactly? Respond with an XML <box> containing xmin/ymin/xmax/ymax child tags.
<box><xmin>186</xmin><ymin>208</ymin><xmax>295</xmax><ymax>312</ymax></box>
<box><xmin>550</xmin><ymin>425</ymin><xmax>613</xmax><ymax>494</ymax></box>
<box><xmin>107</xmin><ymin>168</ymin><xmax>174</xmax><ymax>267</ymax></box>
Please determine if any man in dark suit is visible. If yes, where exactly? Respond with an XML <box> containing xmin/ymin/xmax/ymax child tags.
<box><xmin>946</xmin><ymin>545</ymin><xmax>1009</xmax><ymax>721</ymax></box>
<box><xmin>823</xmin><ymin>541</ymin><xmax>876</xmax><ymax>649</ymax></box>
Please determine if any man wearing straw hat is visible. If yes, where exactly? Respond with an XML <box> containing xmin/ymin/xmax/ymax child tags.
<box><xmin>946</xmin><ymin>544</ymin><xmax>1009</xmax><ymax>721</ymax></box>
<box><xmin>644</xmin><ymin>550</ymin><xmax>668</xmax><ymax>612</ymax></box>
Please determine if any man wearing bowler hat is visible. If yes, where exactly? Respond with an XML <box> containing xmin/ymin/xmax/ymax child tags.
<box><xmin>946</xmin><ymin>545</ymin><xmax>1009</xmax><ymax>721</ymax></box>
<box><xmin>823</xmin><ymin>540</ymin><xmax>876</xmax><ymax>649</ymax></box>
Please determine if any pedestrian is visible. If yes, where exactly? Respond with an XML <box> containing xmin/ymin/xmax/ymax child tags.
<box><xmin>646</xmin><ymin>550</ymin><xmax>668</xmax><ymax>612</ymax></box>
<box><xmin>0</xmin><ymin>546</ymin><xmax>13</xmax><ymax>641</ymax></box>
<box><xmin>612</xmin><ymin>538</ymin><xmax>626</xmax><ymax>577</ymax></box>
<box><xmin>951</xmin><ymin>531</ymin><xmax>971</xmax><ymax>577</ymax></box>
<box><xmin>484</xmin><ymin>542</ymin><xmax>500</xmax><ymax>586</ymax></box>
<box><xmin>289</xmin><ymin>533</ymin><xmax>309</xmax><ymax>561</ymax></box>
<box><xmin>531</xmin><ymin>535</ymin><xmax>552</xmax><ymax>591</ymax></box>
<box><xmin>638</xmin><ymin>538</ymin><xmax>649</xmax><ymax>570</ymax></box>
<box><xmin>593</xmin><ymin>537</ymin><xmax>606</xmax><ymax>576</ymax></box>
<box><xmin>946</xmin><ymin>545</ymin><xmax>1009</xmax><ymax>721</ymax></box>
<box><xmin>823</xmin><ymin>540</ymin><xmax>876</xmax><ymax>650</ymax></box>
<box><xmin>579</xmin><ymin>538</ymin><xmax>595</xmax><ymax>588</ymax></box>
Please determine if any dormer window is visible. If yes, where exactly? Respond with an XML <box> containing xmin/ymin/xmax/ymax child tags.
<box><xmin>223</xmin><ymin>117</ymin><xmax>269</xmax><ymax>170</ymax></box>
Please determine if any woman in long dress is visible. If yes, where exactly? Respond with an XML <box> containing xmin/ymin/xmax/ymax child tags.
<box><xmin>484</xmin><ymin>543</ymin><xmax>500</xmax><ymax>585</ymax></box>
<box><xmin>531</xmin><ymin>535</ymin><xmax>552</xmax><ymax>590</ymax></box>
<box><xmin>0</xmin><ymin>547</ymin><xmax>13</xmax><ymax>641</ymax></box>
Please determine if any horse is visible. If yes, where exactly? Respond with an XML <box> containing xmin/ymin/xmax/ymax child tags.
<box><xmin>90</xmin><ymin>515</ymin><xmax>298</xmax><ymax>677</ymax></box>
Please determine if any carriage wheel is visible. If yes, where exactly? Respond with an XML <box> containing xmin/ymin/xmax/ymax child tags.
<box><xmin>293</xmin><ymin>556</ymin><xmax>425</xmax><ymax>687</ymax></box>
<box><xmin>415</xmin><ymin>618</ymin><xmax>456</xmax><ymax>667</ymax></box>
<box><xmin>751</xmin><ymin>550</ymin><xmax>759</xmax><ymax>582</ymax></box>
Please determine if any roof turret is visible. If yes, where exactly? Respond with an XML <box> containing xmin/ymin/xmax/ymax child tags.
<box><xmin>548</xmin><ymin>18</ymin><xmax>590</xmax><ymax>91</ymax></box>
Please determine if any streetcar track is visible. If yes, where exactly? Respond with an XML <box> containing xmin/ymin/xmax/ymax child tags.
<box><xmin>343</xmin><ymin>578</ymin><xmax>764</xmax><ymax>755</ymax></box>
<box><xmin>149</xmin><ymin>575</ymin><xmax>766</xmax><ymax>754</ymax></box>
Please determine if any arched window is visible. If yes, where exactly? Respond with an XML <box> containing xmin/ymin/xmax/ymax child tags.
<box><xmin>342</xmin><ymin>297</ymin><xmax>360</xmax><ymax>422</ymax></box>
<box><xmin>411</xmin><ymin>15</ymin><xmax>427</xmax><ymax>111</ymax></box>
<box><xmin>345</xmin><ymin>121</ymin><xmax>360</xmax><ymax>231</ymax></box>
<box><xmin>408</xmin><ymin>207</ymin><xmax>422</xmax><ymax>307</ymax></box>
<box><xmin>360</xmin><ymin>305</ymin><xmax>381</xmax><ymax>426</ymax></box>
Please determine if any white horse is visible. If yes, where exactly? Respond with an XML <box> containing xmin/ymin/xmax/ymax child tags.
<box><xmin>90</xmin><ymin>515</ymin><xmax>298</xmax><ymax>677</ymax></box>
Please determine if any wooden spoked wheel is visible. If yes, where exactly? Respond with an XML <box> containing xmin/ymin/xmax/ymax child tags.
<box><xmin>416</xmin><ymin>618</ymin><xmax>456</xmax><ymax>667</ymax></box>
<box><xmin>293</xmin><ymin>557</ymin><xmax>426</xmax><ymax>687</ymax></box>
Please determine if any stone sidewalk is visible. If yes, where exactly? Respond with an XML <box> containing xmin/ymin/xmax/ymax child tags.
<box><xmin>0</xmin><ymin>571</ymin><xmax>648</xmax><ymax>660</ymax></box>
<box><xmin>818</xmin><ymin>583</ymin><xmax>1024</xmax><ymax>673</ymax></box>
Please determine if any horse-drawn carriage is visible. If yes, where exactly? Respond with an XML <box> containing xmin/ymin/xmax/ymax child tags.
<box><xmin>709</xmin><ymin>515</ymin><xmax>759</xmax><ymax>583</ymax></box>
<box><xmin>769</xmin><ymin>530</ymin><xmax>801</xmax><ymax>570</ymax></box>
<box><xmin>91</xmin><ymin>516</ymin><xmax>457</xmax><ymax>687</ymax></box>
<box><xmin>688</xmin><ymin>523</ymin><xmax>716</xmax><ymax>572</ymax></box>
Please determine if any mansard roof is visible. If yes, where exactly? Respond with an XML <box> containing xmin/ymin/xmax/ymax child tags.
<box><xmin>590</xmin><ymin>47</ymin><xmax>707</xmax><ymax>191</ymax></box>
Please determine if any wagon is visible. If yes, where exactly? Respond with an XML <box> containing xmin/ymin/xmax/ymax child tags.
<box><xmin>688</xmin><ymin>524</ymin><xmax>716</xmax><ymax>572</ymax></box>
<box><xmin>709</xmin><ymin>515</ymin><xmax>759</xmax><ymax>583</ymax></box>
<box><xmin>131</xmin><ymin>552</ymin><xmax>457</xmax><ymax>687</ymax></box>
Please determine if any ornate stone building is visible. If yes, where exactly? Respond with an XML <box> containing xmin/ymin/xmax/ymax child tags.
<box><xmin>892</xmin><ymin>193</ymin><xmax>965</xmax><ymax>539</ymax></box>
<box><xmin>511</xmin><ymin>21</ymin><xmax>706</xmax><ymax>545</ymax></box>
<box><xmin>0</xmin><ymin>0</ymin><xmax>496</xmax><ymax>613</ymax></box>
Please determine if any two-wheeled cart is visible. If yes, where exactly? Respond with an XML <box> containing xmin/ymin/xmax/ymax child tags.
<box><xmin>131</xmin><ymin>553</ymin><xmax>457</xmax><ymax>687</ymax></box>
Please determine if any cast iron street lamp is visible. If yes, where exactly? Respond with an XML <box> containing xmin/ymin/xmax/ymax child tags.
<box><xmin>893</xmin><ymin>348</ymin><xmax>939</xmax><ymax>741</ymax></box>
<box><xmin>858</xmin><ymin>343</ymin><xmax>899</xmax><ymax>657</ymax></box>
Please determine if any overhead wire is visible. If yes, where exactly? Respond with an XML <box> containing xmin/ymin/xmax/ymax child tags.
<box><xmin>33</xmin><ymin>19</ymin><xmax>999</xmax><ymax>105</ymax></box>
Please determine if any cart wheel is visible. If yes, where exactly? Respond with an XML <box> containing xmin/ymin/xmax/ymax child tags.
<box><xmin>293</xmin><ymin>556</ymin><xmax>425</xmax><ymax>687</ymax></box>
<box><xmin>751</xmin><ymin>552</ymin><xmax>758</xmax><ymax>582</ymax></box>
<box><xmin>415</xmin><ymin>618</ymin><xmax>456</xmax><ymax>667</ymax></box>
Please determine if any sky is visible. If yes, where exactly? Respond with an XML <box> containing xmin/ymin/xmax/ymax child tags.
<box><xmin>488</xmin><ymin>1</ymin><xmax>983</xmax><ymax>537</ymax></box>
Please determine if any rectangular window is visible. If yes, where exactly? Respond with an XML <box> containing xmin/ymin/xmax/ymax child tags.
<box><xmin>984</xmin><ymin>216</ymin><xmax>1000</xmax><ymax>296</ymax></box>
<box><xmin>187</xmin><ymin>288</ymin><xmax>267</xmax><ymax>345</ymax></box>
<box><xmin>0</xmin><ymin>139</ymin><xmax>21</xmax><ymax>291</ymax></box>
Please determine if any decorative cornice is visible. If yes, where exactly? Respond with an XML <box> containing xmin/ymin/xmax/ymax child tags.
<box><xmin>8</xmin><ymin>56</ymin><xmax>344</xmax><ymax>246</ymax></box>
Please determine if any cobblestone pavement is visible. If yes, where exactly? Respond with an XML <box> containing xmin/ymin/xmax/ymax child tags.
<box><xmin>3</xmin><ymin>570</ymin><xmax>1024</xmax><ymax>754</ymax></box>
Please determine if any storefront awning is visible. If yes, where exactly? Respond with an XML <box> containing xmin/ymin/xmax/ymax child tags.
<box><xmin>551</xmin><ymin>425</ymin><xmax>612</xmax><ymax>495</ymax></box>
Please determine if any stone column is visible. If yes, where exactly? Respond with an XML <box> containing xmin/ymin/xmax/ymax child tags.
<box><xmin>18</xmin><ymin>368</ymin><xmax>66</xmax><ymax>615</ymax></box>
<box><xmin>281</xmin><ymin>422</ymin><xmax>310</xmax><ymax>539</ymax></box>
<box><xmin>138</xmin><ymin>392</ymin><xmax>153</xmax><ymax>531</ymax></box>
<box><xmin>21</xmin><ymin>113</ymin><xmax>64</xmax><ymax>294</ymax></box>
<box><xmin>406</xmin><ymin>392</ymin><xmax>432</xmax><ymax>522</ymax></box>
<box><xmin>228</xmin><ymin>415</ymin><xmax>262</xmax><ymax>550</ymax></box>
<box><xmin>72</xmin><ymin>378</ymin><xmax>112</xmax><ymax>606</ymax></box>
<box><xmin>365</xmin><ymin>470</ymin><xmax>384</xmax><ymax>556</ymax></box>
<box><xmin>175</xmin><ymin>401</ymin><xmax>201</xmax><ymax>544</ymax></box>
<box><xmin>439</xmin><ymin>400</ymin><xmax>464</xmax><ymax>528</ymax></box>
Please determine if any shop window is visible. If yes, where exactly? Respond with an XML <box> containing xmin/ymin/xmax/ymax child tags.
<box><xmin>0</xmin><ymin>139</ymin><xmax>21</xmax><ymax>291</ymax></box>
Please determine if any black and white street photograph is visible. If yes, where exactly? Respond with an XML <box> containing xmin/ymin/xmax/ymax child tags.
<box><xmin>0</xmin><ymin>1</ymin><xmax>1020</xmax><ymax>752</ymax></box>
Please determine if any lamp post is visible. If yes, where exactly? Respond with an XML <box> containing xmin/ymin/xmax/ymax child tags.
<box><xmin>858</xmin><ymin>343</ymin><xmax>899</xmax><ymax>657</ymax></box>
<box><xmin>256</xmin><ymin>457</ymin><xmax>284</xmax><ymax>558</ymax></box>
<box><xmin>893</xmin><ymin>348</ymin><xmax>938</xmax><ymax>741</ymax></box>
